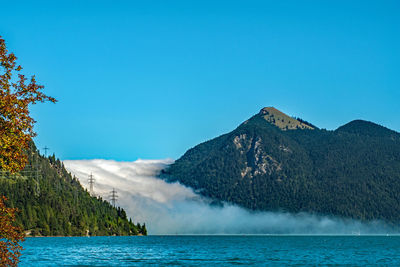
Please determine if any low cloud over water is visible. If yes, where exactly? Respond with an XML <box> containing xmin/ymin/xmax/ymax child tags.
<box><xmin>64</xmin><ymin>159</ymin><xmax>394</xmax><ymax>235</ymax></box>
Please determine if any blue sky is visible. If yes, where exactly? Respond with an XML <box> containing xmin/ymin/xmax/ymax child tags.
<box><xmin>1</xmin><ymin>0</ymin><xmax>399</xmax><ymax>160</ymax></box>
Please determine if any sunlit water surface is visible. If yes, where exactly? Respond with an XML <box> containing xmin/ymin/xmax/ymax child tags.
<box><xmin>20</xmin><ymin>235</ymin><xmax>400</xmax><ymax>266</ymax></box>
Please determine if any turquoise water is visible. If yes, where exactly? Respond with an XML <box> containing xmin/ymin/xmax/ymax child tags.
<box><xmin>20</xmin><ymin>236</ymin><xmax>400</xmax><ymax>266</ymax></box>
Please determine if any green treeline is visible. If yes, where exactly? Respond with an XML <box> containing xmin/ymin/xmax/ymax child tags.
<box><xmin>0</xmin><ymin>142</ymin><xmax>147</xmax><ymax>236</ymax></box>
<box><xmin>164</xmin><ymin>113</ymin><xmax>400</xmax><ymax>223</ymax></box>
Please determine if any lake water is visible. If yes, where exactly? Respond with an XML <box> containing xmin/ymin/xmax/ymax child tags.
<box><xmin>20</xmin><ymin>235</ymin><xmax>400</xmax><ymax>266</ymax></box>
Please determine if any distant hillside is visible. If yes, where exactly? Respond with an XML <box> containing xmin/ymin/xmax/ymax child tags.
<box><xmin>163</xmin><ymin>107</ymin><xmax>400</xmax><ymax>223</ymax></box>
<box><xmin>0</xmin><ymin>142</ymin><xmax>146</xmax><ymax>236</ymax></box>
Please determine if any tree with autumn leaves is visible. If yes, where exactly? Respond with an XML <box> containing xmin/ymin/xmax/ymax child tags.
<box><xmin>0</xmin><ymin>37</ymin><xmax>56</xmax><ymax>173</ymax></box>
<box><xmin>0</xmin><ymin>196</ymin><xmax>24</xmax><ymax>266</ymax></box>
<box><xmin>0</xmin><ymin>36</ymin><xmax>56</xmax><ymax>266</ymax></box>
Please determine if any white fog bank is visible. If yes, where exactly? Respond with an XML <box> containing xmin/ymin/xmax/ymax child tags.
<box><xmin>63</xmin><ymin>159</ymin><xmax>396</xmax><ymax>235</ymax></box>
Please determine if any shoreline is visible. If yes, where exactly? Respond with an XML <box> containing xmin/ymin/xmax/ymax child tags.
<box><xmin>25</xmin><ymin>234</ymin><xmax>144</xmax><ymax>238</ymax></box>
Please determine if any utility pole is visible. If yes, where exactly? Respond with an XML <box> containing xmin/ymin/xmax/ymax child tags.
<box><xmin>43</xmin><ymin>146</ymin><xmax>50</xmax><ymax>157</ymax></box>
<box><xmin>88</xmin><ymin>173</ymin><xmax>95</xmax><ymax>196</ymax></box>
<box><xmin>110</xmin><ymin>188</ymin><xmax>118</xmax><ymax>207</ymax></box>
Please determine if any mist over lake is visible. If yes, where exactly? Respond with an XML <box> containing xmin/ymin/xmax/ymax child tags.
<box><xmin>64</xmin><ymin>159</ymin><xmax>395</xmax><ymax>235</ymax></box>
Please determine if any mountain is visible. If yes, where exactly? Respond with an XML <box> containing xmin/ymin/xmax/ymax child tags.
<box><xmin>162</xmin><ymin>107</ymin><xmax>400</xmax><ymax>223</ymax></box>
<box><xmin>0</xmin><ymin>142</ymin><xmax>147</xmax><ymax>236</ymax></box>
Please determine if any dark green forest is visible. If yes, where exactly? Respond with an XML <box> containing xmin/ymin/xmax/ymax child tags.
<box><xmin>163</xmin><ymin>109</ymin><xmax>400</xmax><ymax>223</ymax></box>
<box><xmin>0</xmin><ymin>142</ymin><xmax>146</xmax><ymax>236</ymax></box>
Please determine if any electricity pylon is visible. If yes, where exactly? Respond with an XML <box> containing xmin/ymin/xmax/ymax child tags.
<box><xmin>110</xmin><ymin>188</ymin><xmax>118</xmax><ymax>207</ymax></box>
<box><xmin>43</xmin><ymin>146</ymin><xmax>50</xmax><ymax>157</ymax></box>
<box><xmin>88</xmin><ymin>173</ymin><xmax>95</xmax><ymax>196</ymax></box>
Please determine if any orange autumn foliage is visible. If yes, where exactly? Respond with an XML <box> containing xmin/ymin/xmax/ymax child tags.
<box><xmin>1</xmin><ymin>36</ymin><xmax>56</xmax><ymax>265</ymax></box>
<box><xmin>0</xmin><ymin>36</ymin><xmax>56</xmax><ymax>173</ymax></box>
<box><xmin>0</xmin><ymin>197</ymin><xmax>25</xmax><ymax>266</ymax></box>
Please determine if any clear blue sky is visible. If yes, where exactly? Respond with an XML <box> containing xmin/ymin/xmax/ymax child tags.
<box><xmin>1</xmin><ymin>0</ymin><xmax>399</xmax><ymax>160</ymax></box>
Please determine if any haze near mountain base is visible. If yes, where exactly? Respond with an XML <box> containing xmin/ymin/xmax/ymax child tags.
<box><xmin>64</xmin><ymin>159</ymin><xmax>395</xmax><ymax>235</ymax></box>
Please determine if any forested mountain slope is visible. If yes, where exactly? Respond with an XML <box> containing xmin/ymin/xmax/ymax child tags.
<box><xmin>0</xmin><ymin>142</ymin><xmax>146</xmax><ymax>236</ymax></box>
<box><xmin>163</xmin><ymin>107</ymin><xmax>400</xmax><ymax>222</ymax></box>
